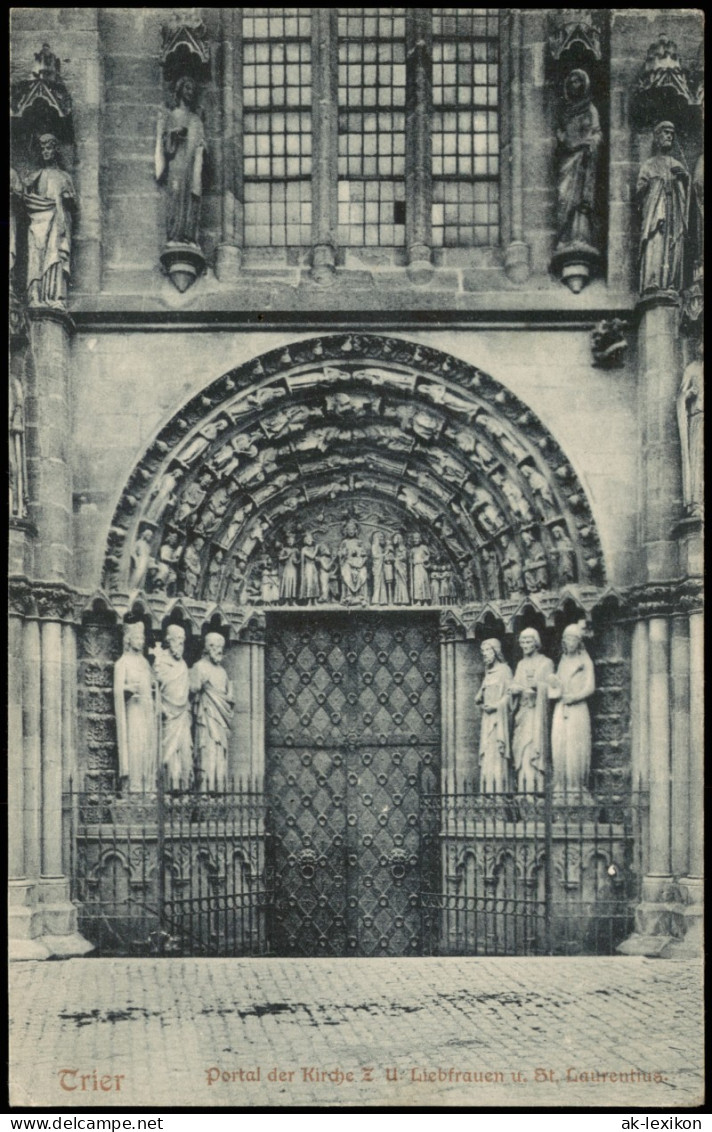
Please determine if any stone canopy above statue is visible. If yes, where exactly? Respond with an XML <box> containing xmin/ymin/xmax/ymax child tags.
<box><xmin>104</xmin><ymin>335</ymin><xmax>606</xmax><ymax>613</ymax></box>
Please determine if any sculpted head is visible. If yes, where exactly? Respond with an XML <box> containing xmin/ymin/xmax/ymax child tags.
<box><xmin>165</xmin><ymin>624</ymin><xmax>186</xmax><ymax>660</ymax></box>
<box><xmin>124</xmin><ymin>621</ymin><xmax>146</xmax><ymax>653</ymax></box>
<box><xmin>204</xmin><ymin>631</ymin><xmax>225</xmax><ymax>664</ymax></box>
<box><xmin>653</xmin><ymin>120</ymin><xmax>675</xmax><ymax>152</ymax></box>
<box><xmin>175</xmin><ymin>76</ymin><xmax>198</xmax><ymax>110</ymax></box>
<box><xmin>38</xmin><ymin>133</ymin><xmax>60</xmax><ymax>166</ymax></box>
<box><xmin>565</xmin><ymin>68</ymin><xmax>590</xmax><ymax>104</ymax></box>
<box><xmin>481</xmin><ymin>638</ymin><xmax>503</xmax><ymax>666</ymax></box>
<box><xmin>519</xmin><ymin>628</ymin><xmax>541</xmax><ymax>656</ymax></box>
<box><xmin>562</xmin><ymin>624</ymin><xmax>585</xmax><ymax>654</ymax></box>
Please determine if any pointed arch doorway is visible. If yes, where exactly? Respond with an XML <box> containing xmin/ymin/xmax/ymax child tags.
<box><xmin>265</xmin><ymin>609</ymin><xmax>441</xmax><ymax>957</ymax></box>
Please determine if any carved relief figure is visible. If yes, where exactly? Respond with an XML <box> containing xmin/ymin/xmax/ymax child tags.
<box><xmin>339</xmin><ymin>519</ymin><xmax>369</xmax><ymax>605</ymax></box>
<box><xmin>509</xmin><ymin>629</ymin><xmax>554</xmax><ymax>793</ymax></box>
<box><xmin>471</xmin><ymin>488</ymin><xmax>505</xmax><ymax>535</ymax></box>
<box><xmin>153</xmin><ymin>625</ymin><xmax>193</xmax><ymax>788</ymax></box>
<box><xmin>555</xmin><ymin>69</ymin><xmax>602</xmax><ymax>251</ymax></box>
<box><xmin>114</xmin><ymin>622</ymin><xmax>157</xmax><ymax>792</ymax></box>
<box><xmin>190</xmin><ymin>632</ymin><xmax>234</xmax><ymax>788</ymax></box>
<box><xmin>501</xmin><ymin>536</ymin><xmax>524</xmax><ymax>597</ymax></box>
<box><xmin>677</xmin><ymin>345</ymin><xmax>704</xmax><ymax>516</ymax></box>
<box><xmin>24</xmin><ymin>133</ymin><xmax>76</xmax><ymax>308</ymax></box>
<box><xmin>480</xmin><ymin>546</ymin><xmax>501</xmax><ymax>600</ymax></box>
<box><xmin>520</xmin><ymin>463</ymin><xmax>559</xmax><ymax>521</ymax></box>
<box><xmin>476</xmin><ymin>639</ymin><xmax>513</xmax><ymax>794</ymax></box>
<box><xmin>383</xmin><ymin>538</ymin><xmax>396</xmax><ymax>604</ymax></box>
<box><xmin>521</xmin><ymin>529</ymin><xmax>549</xmax><ymax>593</ymax></box>
<box><xmin>177</xmin><ymin>419</ymin><xmax>228</xmax><ymax>468</ymax></box>
<box><xmin>371</xmin><ymin>531</ymin><xmax>388</xmax><ymax>605</ymax></box>
<box><xmin>144</xmin><ymin>467</ymin><xmax>181</xmax><ymax>526</ymax></box>
<box><xmin>129</xmin><ymin>526</ymin><xmax>154</xmax><ymax>591</ymax></box>
<box><xmin>278</xmin><ymin>532</ymin><xmax>300</xmax><ymax>601</ymax></box>
<box><xmin>180</xmin><ymin>534</ymin><xmax>205</xmax><ymax>595</ymax></box>
<box><xmin>316</xmin><ymin>542</ymin><xmax>335</xmax><ymax>603</ymax></box>
<box><xmin>174</xmin><ymin>470</ymin><xmax>213</xmax><ymax>525</ymax></box>
<box><xmin>300</xmin><ymin>532</ymin><xmax>320</xmax><ymax>603</ymax></box>
<box><xmin>9</xmin><ymin>369</ymin><xmax>28</xmax><ymax>519</ymax></box>
<box><xmin>411</xmin><ymin>537</ymin><xmax>432</xmax><ymax>605</ymax></box>
<box><xmin>155</xmin><ymin>77</ymin><xmax>207</xmax><ymax>246</ymax></box>
<box><xmin>549</xmin><ymin>624</ymin><xmax>595</xmax><ymax>795</ymax></box>
<box><xmin>551</xmin><ymin>524</ymin><xmax>577</xmax><ymax>584</ymax></box>
<box><xmin>150</xmin><ymin>531</ymin><xmax>180</xmax><ymax>594</ymax></box>
<box><xmin>260</xmin><ymin>557</ymin><xmax>280</xmax><ymax>604</ymax></box>
<box><xmin>637</xmin><ymin>120</ymin><xmax>689</xmax><ymax>294</ymax></box>
<box><xmin>229</xmin><ymin>555</ymin><xmax>247</xmax><ymax>604</ymax></box>
<box><xmin>206</xmin><ymin>548</ymin><xmax>225</xmax><ymax>601</ymax></box>
<box><xmin>491</xmin><ymin>469</ymin><xmax>534</xmax><ymax>523</ymax></box>
<box><xmin>392</xmin><ymin>533</ymin><xmax>410</xmax><ymax>605</ymax></box>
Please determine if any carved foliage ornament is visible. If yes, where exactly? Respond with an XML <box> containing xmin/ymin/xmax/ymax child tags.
<box><xmin>11</xmin><ymin>44</ymin><xmax>73</xmax><ymax>131</ymax></box>
<box><xmin>103</xmin><ymin>336</ymin><xmax>606</xmax><ymax>608</ymax></box>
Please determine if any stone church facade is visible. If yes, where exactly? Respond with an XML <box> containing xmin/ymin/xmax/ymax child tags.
<box><xmin>9</xmin><ymin>9</ymin><xmax>703</xmax><ymax>960</ymax></box>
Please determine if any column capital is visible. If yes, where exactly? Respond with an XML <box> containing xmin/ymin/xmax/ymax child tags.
<box><xmin>626</xmin><ymin>578</ymin><xmax>703</xmax><ymax>619</ymax></box>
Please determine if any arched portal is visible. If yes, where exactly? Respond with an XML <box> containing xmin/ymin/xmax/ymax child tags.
<box><xmin>77</xmin><ymin>335</ymin><xmax>633</xmax><ymax>959</ymax></box>
<box><xmin>103</xmin><ymin>333</ymin><xmax>606</xmax><ymax>615</ymax></box>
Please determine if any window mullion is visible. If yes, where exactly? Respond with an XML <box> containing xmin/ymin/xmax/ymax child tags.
<box><xmin>405</xmin><ymin>8</ymin><xmax>434</xmax><ymax>282</ymax></box>
<box><xmin>311</xmin><ymin>7</ymin><xmax>339</xmax><ymax>280</ymax></box>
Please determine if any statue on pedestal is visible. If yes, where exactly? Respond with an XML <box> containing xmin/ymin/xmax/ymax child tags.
<box><xmin>190</xmin><ymin>632</ymin><xmax>234</xmax><ymax>788</ymax></box>
<box><xmin>24</xmin><ymin>133</ymin><xmax>76</xmax><ymax>308</ymax></box>
<box><xmin>549</xmin><ymin>624</ymin><xmax>595</xmax><ymax>795</ymax></box>
<box><xmin>677</xmin><ymin>345</ymin><xmax>704</xmax><ymax>517</ymax></box>
<box><xmin>114</xmin><ymin>622</ymin><xmax>157</xmax><ymax>793</ymax></box>
<box><xmin>637</xmin><ymin>120</ymin><xmax>689</xmax><ymax>295</ymax></box>
<box><xmin>509</xmin><ymin>629</ymin><xmax>554</xmax><ymax>793</ymax></box>
<box><xmin>476</xmin><ymin>639</ymin><xmax>513</xmax><ymax>794</ymax></box>
<box><xmin>153</xmin><ymin>625</ymin><xmax>193</xmax><ymax>788</ymax></box>
<box><xmin>155</xmin><ymin>76</ymin><xmax>208</xmax><ymax>291</ymax></box>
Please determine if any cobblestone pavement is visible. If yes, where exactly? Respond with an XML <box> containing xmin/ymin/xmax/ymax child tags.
<box><xmin>10</xmin><ymin>957</ymin><xmax>704</xmax><ymax>1109</ymax></box>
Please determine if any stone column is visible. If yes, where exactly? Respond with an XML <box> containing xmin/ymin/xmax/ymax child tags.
<box><xmin>311</xmin><ymin>7</ymin><xmax>338</xmax><ymax>282</ymax></box>
<box><xmin>249</xmin><ymin>641</ymin><xmax>265</xmax><ymax>786</ymax></box>
<box><xmin>503</xmin><ymin>9</ymin><xmax>530</xmax><ymax>283</ymax></box>
<box><xmin>645</xmin><ymin>617</ymin><xmax>671</xmax><ymax>886</ymax></box>
<box><xmin>629</xmin><ymin>619</ymin><xmax>649</xmax><ymax>794</ymax></box>
<box><xmin>679</xmin><ymin>607</ymin><xmax>704</xmax><ymax>951</ymax></box>
<box><xmin>440</xmin><ymin>639</ymin><xmax>457</xmax><ymax>792</ymax></box>
<box><xmin>22</xmin><ymin>311</ymin><xmax>91</xmax><ymax>956</ymax></box>
<box><xmin>405</xmin><ymin>8</ymin><xmax>433</xmax><ymax>283</ymax></box>
<box><xmin>216</xmin><ymin>6</ymin><xmax>243</xmax><ymax>281</ymax></box>
<box><xmin>670</xmin><ymin>616</ymin><xmax>690</xmax><ymax>877</ymax></box>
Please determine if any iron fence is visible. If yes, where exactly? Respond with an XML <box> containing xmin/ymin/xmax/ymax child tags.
<box><xmin>67</xmin><ymin>774</ymin><xmax>271</xmax><ymax>956</ymax></box>
<box><xmin>420</xmin><ymin>783</ymin><xmax>647</xmax><ymax>956</ymax></box>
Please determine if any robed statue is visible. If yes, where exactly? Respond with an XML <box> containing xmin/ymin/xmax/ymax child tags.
<box><xmin>509</xmin><ymin>629</ymin><xmax>554</xmax><ymax>793</ymax></box>
<box><xmin>190</xmin><ymin>632</ymin><xmax>234</xmax><ymax>787</ymax></box>
<box><xmin>155</xmin><ymin>76</ymin><xmax>207</xmax><ymax>247</ymax></box>
<box><xmin>476</xmin><ymin>639</ymin><xmax>513</xmax><ymax>794</ymax></box>
<box><xmin>549</xmin><ymin>624</ymin><xmax>595</xmax><ymax>796</ymax></box>
<box><xmin>114</xmin><ymin>622</ymin><xmax>157</xmax><ymax>792</ymax></box>
<box><xmin>24</xmin><ymin>133</ymin><xmax>76</xmax><ymax>308</ymax></box>
<box><xmin>637</xmin><ymin>120</ymin><xmax>689</xmax><ymax>294</ymax></box>
<box><xmin>555</xmin><ymin>69</ymin><xmax>602</xmax><ymax>251</ymax></box>
<box><xmin>677</xmin><ymin>345</ymin><xmax>704</xmax><ymax>517</ymax></box>
<box><xmin>153</xmin><ymin>624</ymin><xmax>193</xmax><ymax>788</ymax></box>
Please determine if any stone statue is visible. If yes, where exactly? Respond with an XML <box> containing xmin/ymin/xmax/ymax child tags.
<box><xmin>371</xmin><ymin>531</ymin><xmax>388</xmax><ymax>605</ymax></box>
<box><xmin>637</xmin><ymin>120</ymin><xmax>689</xmax><ymax>294</ymax></box>
<box><xmin>260</xmin><ymin>557</ymin><xmax>279</xmax><ymax>604</ymax></box>
<box><xmin>316</xmin><ymin>542</ymin><xmax>335</xmax><ymax>603</ymax></box>
<box><xmin>551</xmin><ymin>524</ymin><xmax>577</xmax><ymax>585</ymax></box>
<box><xmin>491</xmin><ymin>469</ymin><xmax>534</xmax><ymax>523</ymax></box>
<box><xmin>555</xmin><ymin>69</ymin><xmax>602</xmax><ymax>251</ymax></box>
<box><xmin>383</xmin><ymin>538</ymin><xmax>396</xmax><ymax>604</ymax></box>
<box><xmin>180</xmin><ymin>534</ymin><xmax>205</xmax><ymax>594</ymax></box>
<box><xmin>114</xmin><ymin>622</ymin><xmax>157</xmax><ymax>793</ymax></box>
<box><xmin>520</xmin><ymin>463</ymin><xmax>559</xmax><ymax>520</ymax></box>
<box><xmin>9</xmin><ymin>368</ymin><xmax>28</xmax><ymax>519</ymax></box>
<box><xmin>501</xmin><ymin>536</ymin><xmax>524</xmax><ymax>597</ymax></box>
<box><xmin>206</xmin><ymin>548</ymin><xmax>225</xmax><ymax>601</ymax></box>
<box><xmin>129</xmin><ymin>526</ymin><xmax>154</xmax><ymax>591</ymax></box>
<box><xmin>392</xmin><ymin>533</ymin><xmax>410</xmax><ymax>604</ymax></box>
<box><xmin>480</xmin><ymin>546</ymin><xmax>501</xmax><ymax>600</ymax></box>
<box><xmin>190</xmin><ymin>632</ymin><xmax>234</xmax><ymax>788</ymax></box>
<box><xmin>144</xmin><ymin>467</ymin><xmax>181</xmax><ymax>526</ymax></box>
<box><xmin>153</xmin><ymin>625</ymin><xmax>193</xmax><ymax>788</ymax></box>
<box><xmin>549</xmin><ymin>624</ymin><xmax>595</xmax><ymax>795</ymax></box>
<box><xmin>411</xmin><ymin>537</ymin><xmax>432</xmax><ymax>605</ymax></box>
<box><xmin>509</xmin><ymin>629</ymin><xmax>554</xmax><ymax>793</ymax></box>
<box><xmin>472</xmin><ymin>488</ymin><xmax>505</xmax><ymax>535</ymax></box>
<box><xmin>521</xmin><ymin>529</ymin><xmax>549</xmax><ymax>593</ymax></box>
<box><xmin>177</xmin><ymin>419</ymin><xmax>228</xmax><ymax>468</ymax></box>
<box><xmin>174</xmin><ymin>470</ymin><xmax>213</xmax><ymax>526</ymax></box>
<box><xmin>339</xmin><ymin>519</ymin><xmax>368</xmax><ymax>605</ymax></box>
<box><xmin>476</xmin><ymin>639</ymin><xmax>513</xmax><ymax>794</ymax></box>
<box><xmin>278</xmin><ymin>532</ymin><xmax>300</xmax><ymax>601</ymax></box>
<box><xmin>155</xmin><ymin>76</ymin><xmax>207</xmax><ymax>246</ymax></box>
<box><xmin>150</xmin><ymin>531</ymin><xmax>180</xmax><ymax>594</ymax></box>
<box><xmin>24</xmin><ymin>133</ymin><xmax>76</xmax><ymax>308</ymax></box>
<box><xmin>229</xmin><ymin>555</ymin><xmax>247</xmax><ymax>604</ymax></box>
<box><xmin>300</xmin><ymin>531</ymin><xmax>320</xmax><ymax>603</ymax></box>
<box><xmin>677</xmin><ymin>347</ymin><xmax>703</xmax><ymax>516</ymax></box>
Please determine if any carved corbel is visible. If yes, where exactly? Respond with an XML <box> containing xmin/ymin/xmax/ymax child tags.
<box><xmin>547</xmin><ymin>10</ymin><xmax>604</xmax><ymax>64</ymax></box>
<box><xmin>590</xmin><ymin>319</ymin><xmax>628</xmax><ymax>369</ymax></box>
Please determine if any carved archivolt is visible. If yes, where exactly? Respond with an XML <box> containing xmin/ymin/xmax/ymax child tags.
<box><xmin>103</xmin><ymin>335</ymin><xmax>606</xmax><ymax>614</ymax></box>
